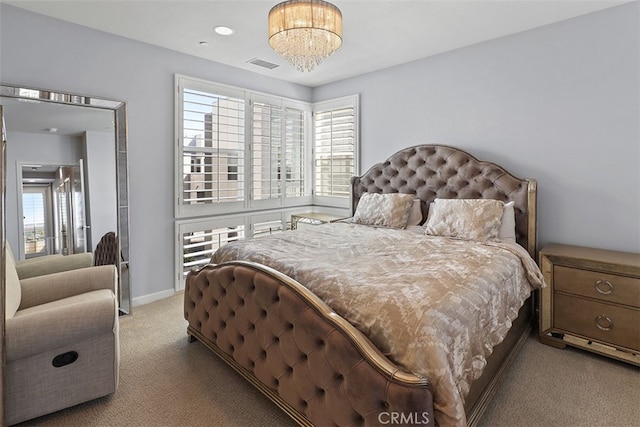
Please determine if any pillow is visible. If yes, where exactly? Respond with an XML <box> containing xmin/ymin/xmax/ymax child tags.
<box><xmin>406</xmin><ymin>199</ymin><xmax>423</xmax><ymax>226</ymax></box>
<box><xmin>499</xmin><ymin>201</ymin><xmax>517</xmax><ymax>243</ymax></box>
<box><xmin>353</xmin><ymin>193</ymin><xmax>415</xmax><ymax>229</ymax></box>
<box><xmin>425</xmin><ymin>198</ymin><xmax>505</xmax><ymax>241</ymax></box>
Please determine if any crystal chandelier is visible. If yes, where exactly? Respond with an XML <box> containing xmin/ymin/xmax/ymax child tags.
<box><xmin>268</xmin><ymin>0</ymin><xmax>343</xmax><ymax>73</ymax></box>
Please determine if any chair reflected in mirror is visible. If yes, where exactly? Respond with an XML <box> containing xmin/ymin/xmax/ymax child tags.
<box><xmin>94</xmin><ymin>231</ymin><xmax>128</xmax><ymax>316</ymax></box>
<box><xmin>94</xmin><ymin>231</ymin><xmax>118</xmax><ymax>267</ymax></box>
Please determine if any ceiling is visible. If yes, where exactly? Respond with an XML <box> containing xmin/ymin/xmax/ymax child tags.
<box><xmin>1</xmin><ymin>97</ymin><xmax>115</xmax><ymax>136</ymax></box>
<box><xmin>3</xmin><ymin>0</ymin><xmax>629</xmax><ymax>87</ymax></box>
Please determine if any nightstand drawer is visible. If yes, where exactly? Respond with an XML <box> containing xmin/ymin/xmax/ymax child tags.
<box><xmin>554</xmin><ymin>293</ymin><xmax>640</xmax><ymax>351</ymax></box>
<box><xmin>554</xmin><ymin>265</ymin><xmax>640</xmax><ymax>308</ymax></box>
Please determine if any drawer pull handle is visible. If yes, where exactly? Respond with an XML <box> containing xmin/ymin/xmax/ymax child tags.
<box><xmin>594</xmin><ymin>280</ymin><xmax>614</xmax><ymax>295</ymax></box>
<box><xmin>594</xmin><ymin>315</ymin><xmax>614</xmax><ymax>331</ymax></box>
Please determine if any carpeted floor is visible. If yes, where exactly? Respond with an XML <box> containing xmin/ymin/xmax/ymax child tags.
<box><xmin>17</xmin><ymin>293</ymin><xmax>640</xmax><ymax>427</ymax></box>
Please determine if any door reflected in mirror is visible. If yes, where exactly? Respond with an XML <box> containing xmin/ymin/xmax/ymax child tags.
<box><xmin>21</xmin><ymin>160</ymin><xmax>111</xmax><ymax>258</ymax></box>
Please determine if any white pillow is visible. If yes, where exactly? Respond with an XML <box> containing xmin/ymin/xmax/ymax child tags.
<box><xmin>353</xmin><ymin>193</ymin><xmax>415</xmax><ymax>229</ymax></box>
<box><xmin>499</xmin><ymin>201</ymin><xmax>517</xmax><ymax>243</ymax></box>
<box><xmin>425</xmin><ymin>198</ymin><xmax>505</xmax><ymax>241</ymax></box>
<box><xmin>406</xmin><ymin>199</ymin><xmax>423</xmax><ymax>226</ymax></box>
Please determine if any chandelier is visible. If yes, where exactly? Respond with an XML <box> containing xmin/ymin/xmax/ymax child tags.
<box><xmin>268</xmin><ymin>0</ymin><xmax>343</xmax><ymax>73</ymax></box>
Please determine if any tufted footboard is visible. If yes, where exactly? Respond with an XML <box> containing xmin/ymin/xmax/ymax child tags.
<box><xmin>184</xmin><ymin>261</ymin><xmax>435</xmax><ymax>427</ymax></box>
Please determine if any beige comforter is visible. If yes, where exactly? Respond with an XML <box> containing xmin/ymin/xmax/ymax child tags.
<box><xmin>212</xmin><ymin>222</ymin><xmax>545</xmax><ymax>426</ymax></box>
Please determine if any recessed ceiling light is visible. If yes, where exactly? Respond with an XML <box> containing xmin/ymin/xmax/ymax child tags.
<box><xmin>214</xmin><ymin>26</ymin><xmax>234</xmax><ymax>36</ymax></box>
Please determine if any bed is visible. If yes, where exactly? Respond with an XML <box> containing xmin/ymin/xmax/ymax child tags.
<box><xmin>184</xmin><ymin>144</ymin><xmax>543</xmax><ymax>427</ymax></box>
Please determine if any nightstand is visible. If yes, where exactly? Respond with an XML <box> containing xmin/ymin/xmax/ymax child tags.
<box><xmin>539</xmin><ymin>243</ymin><xmax>640</xmax><ymax>365</ymax></box>
<box><xmin>290</xmin><ymin>212</ymin><xmax>346</xmax><ymax>230</ymax></box>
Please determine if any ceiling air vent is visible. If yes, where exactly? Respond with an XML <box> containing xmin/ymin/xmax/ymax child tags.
<box><xmin>247</xmin><ymin>58</ymin><xmax>279</xmax><ymax>70</ymax></box>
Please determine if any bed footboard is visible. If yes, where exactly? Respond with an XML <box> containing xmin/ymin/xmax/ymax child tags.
<box><xmin>184</xmin><ymin>261</ymin><xmax>435</xmax><ymax>427</ymax></box>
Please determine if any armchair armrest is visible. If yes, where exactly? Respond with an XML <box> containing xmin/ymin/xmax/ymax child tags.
<box><xmin>5</xmin><ymin>290</ymin><xmax>117</xmax><ymax>362</ymax></box>
<box><xmin>16</xmin><ymin>252</ymin><xmax>94</xmax><ymax>280</ymax></box>
<box><xmin>19</xmin><ymin>265</ymin><xmax>117</xmax><ymax>310</ymax></box>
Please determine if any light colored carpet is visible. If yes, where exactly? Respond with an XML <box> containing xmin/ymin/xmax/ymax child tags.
<box><xmin>17</xmin><ymin>293</ymin><xmax>640</xmax><ymax>427</ymax></box>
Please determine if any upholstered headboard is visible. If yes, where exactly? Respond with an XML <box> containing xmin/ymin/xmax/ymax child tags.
<box><xmin>350</xmin><ymin>145</ymin><xmax>537</xmax><ymax>257</ymax></box>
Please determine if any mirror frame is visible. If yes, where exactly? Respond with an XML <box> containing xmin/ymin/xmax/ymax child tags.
<box><xmin>1</xmin><ymin>104</ymin><xmax>7</xmax><ymax>424</ymax></box>
<box><xmin>0</xmin><ymin>83</ymin><xmax>131</xmax><ymax>314</ymax></box>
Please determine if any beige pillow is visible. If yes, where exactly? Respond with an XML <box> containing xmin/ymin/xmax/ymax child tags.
<box><xmin>499</xmin><ymin>201</ymin><xmax>517</xmax><ymax>243</ymax></box>
<box><xmin>425</xmin><ymin>198</ymin><xmax>505</xmax><ymax>241</ymax></box>
<box><xmin>353</xmin><ymin>193</ymin><xmax>415</xmax><ymax>229</ymax></box>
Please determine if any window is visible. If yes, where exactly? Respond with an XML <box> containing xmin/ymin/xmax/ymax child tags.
<box><xmin>252</xmin><ymin>101</ymin><xmax>282</xmax><ymax>200</ymax></box>
<box><xmin>180</xmin><ymin>84</ymin><xmax>245</xmax><ymax>210</ymax></box>
<box><xmin>313</xmin><ymin>95</ymin><xmax>359</xmax><ymax>206</ymax></box>
<box><xmin>227</xmin><ymin>156</ymin><xmax>238</xmax><ymax>181</ymax></box>
<box><xmin>178</xmin><ymin>219</ymin><xmax>246</xmax><ymax>285</ymax></box>
<box><xmin>249</xmin><ymin>98</ymin><xmax>307</xmax><ymax>203</ymax></box>
<box><xmin>285</xmin><ymin>107</ymin><xmax>306</xmax><ymax>197</ymax></box>
<box><xmin>176</xmin><ymin>75</ymin><xmax>312</xmax><ymax>217</ymax></box>
<box><xmin>175</xmin><ymin>75</ymin><xmax>359</xmax><ymax>291</ymax></box>
<box><xmin>176</xmin><ymin>211</ymin><xmax>290</xmax><ymax>289</ymax></box>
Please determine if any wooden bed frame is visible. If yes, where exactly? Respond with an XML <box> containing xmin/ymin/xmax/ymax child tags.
<box><xmin>184</xmin><ymin>145</ymin><xmax>537</xmax><ymax>426</ymax></box>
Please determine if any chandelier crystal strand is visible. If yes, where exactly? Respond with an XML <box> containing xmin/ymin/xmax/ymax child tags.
<box><xmin>268</xmin><ymin>0</ymin><xmax>342</xmax><ymax>73</ymax></box>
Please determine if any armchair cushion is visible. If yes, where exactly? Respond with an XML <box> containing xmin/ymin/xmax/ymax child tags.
<box><xmin>15</xmin><ymin>252</ymin><xmax>94</xmax><ymax>279</ymax></box>
<box><xmin>19</xmin><ymin>265</ymin><xmax>117</xmax><ymax>310</ymax></box>
<box><xmin>5</xmin><ymin>289</ymin><xmax>117</xmax><ymax>362</ymax></box>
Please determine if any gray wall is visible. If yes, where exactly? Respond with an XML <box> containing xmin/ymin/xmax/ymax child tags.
<box><xmin>1</xmin><ymin>3</ymin><xmax>638</xmax><ymax>304</ymax></box>
<box><xmin>0</xmin><ymin>4</ymin><xmax>312</xmax><ymax>302</ymax></box>
<box><xmin>84</xmin><ymin>130</ymin><xmax>118</xmax><ymax>253</ymax></box>
<box><xmin>314</xmin><ymin>2</ymin><xmax>639</xmax><ymax>254</ymax></box>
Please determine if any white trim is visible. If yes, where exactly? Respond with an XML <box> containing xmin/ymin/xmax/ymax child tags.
<box><xmin>176</xmin><ymin>74</ymin><xmax>305</xmax><ymax>107</ymax></box>
<box><xmin>132</xmin><ymin>288</ymin><xmax>178</xmax><ymax>307</ymax></box>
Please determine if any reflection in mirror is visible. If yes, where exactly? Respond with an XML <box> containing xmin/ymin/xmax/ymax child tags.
<box><xmin>0</xmin><ymin>84</ymin><xmax>131</xmax><ymax>314</ymax></box>
<box><xmin>21</xmin><ymin>163</ymin><xmax>90</xmax><ymax>257</ymax></box>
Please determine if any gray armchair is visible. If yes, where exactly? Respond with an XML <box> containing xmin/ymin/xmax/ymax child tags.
<box><xmin>4</xmin><ymin>244</ymin><xmax>120</xmax><ymax>425</ymax></box>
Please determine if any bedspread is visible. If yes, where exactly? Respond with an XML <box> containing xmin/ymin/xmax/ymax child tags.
<box><xmin>212</xmin><ymin>222</ymin><xmax>544</xmax><ymax>426</ymax></box>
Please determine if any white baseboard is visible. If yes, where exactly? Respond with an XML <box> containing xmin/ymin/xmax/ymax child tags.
<box><xmin>132</xmin><ymin>289</ymin><xmax>179</xmax><ymax>307</ymax></box>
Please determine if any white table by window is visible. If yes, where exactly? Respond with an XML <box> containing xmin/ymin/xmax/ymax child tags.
<box><xmin>290</xmin><ymin>212</ymin><xmax>346</xmax><ymax>230</ymax></box>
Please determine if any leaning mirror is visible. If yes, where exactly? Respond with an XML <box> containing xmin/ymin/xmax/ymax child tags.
<box><xmin>0</xmin><ymin>84</ymin><xmax>131</xmax><ymax>314</ymax></box>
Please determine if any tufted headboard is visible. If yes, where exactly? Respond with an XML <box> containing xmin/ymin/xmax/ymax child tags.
<box><xmin>350</xmin><ymin>145</ymin><xmax>537</xmax><ymax>257</ymax></box>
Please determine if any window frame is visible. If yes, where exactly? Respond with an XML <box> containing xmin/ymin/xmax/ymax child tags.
<box><xmin>175</xmin><ymin>75</ymin><xmax>313</xmax><ymax>219</ymax></box>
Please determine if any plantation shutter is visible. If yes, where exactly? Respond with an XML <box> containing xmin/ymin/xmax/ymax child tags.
<box><xmin>285</xmin><ymin>107</ymin><xmax>305</xmax><ymax>197</ymax></box>
<box><xmin>181</xmin><ymin>87</ymin><xmax>245</xmax><ymax>206</ymax></box>
<box><xmin>251</xmin><ymin>100</ymin><xmax>306</xmax><ymax>202</ymax></box>
<box><xmin>252</xmin><ymin>101</ymin><xmax>282</xmax><ymax>200</ymax></box>
<box><xmin>314</xmin><ymin>104</ymin><xmax>356</xmax><ymax>198</ymax></box>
